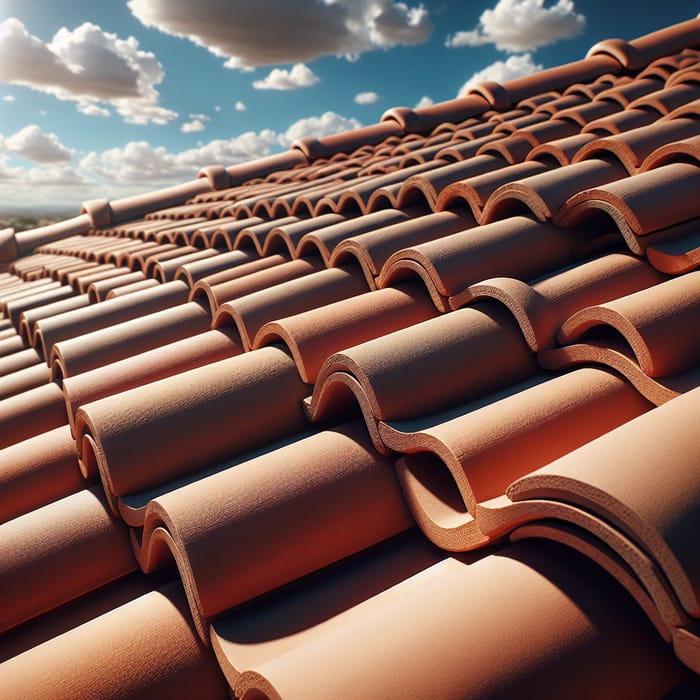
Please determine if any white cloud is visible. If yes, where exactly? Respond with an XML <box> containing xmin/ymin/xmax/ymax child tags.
<box><xmin>214</xmin><ymin>105</ymin><xmax>222</xmax><ymax>112</ymax></box>
<box><xmin>355</xmin><ymin>91</ymin><xmax>380</xmax><ymax>105</ymax></box>
<box><xmin>234</xmin><ymin>100</ymin><xmax>247</xmax><ymax>111</ymax></box>
<box><xmin>2</xmin><ymin>124</ymin><xmax>74</xmax><ymax>163</ymax></box>
<box><xmin>0</xmin><ymin>17</ymin><xmax>176</xmax><ymax>124</ymax></box>
<box><xmin>189</xmin><ymin>112</ymin><xmax>209</xmax><ymax>121</ymax></box>
<box><xmin>445</xmin><ymin>0</ymin><xmax>585</xmax><ymax>52</ymax></box>
<box><xmin>128</xmin><ymin>0</ymin><xmax>432</xmax><ymax>69</ymax></box>
<box><xmin>252</xmin><ymin>63</ymin><xmax>319</xmax><ymax>90</ymax></box>
<box><xmin>181</xmin><ymin>118</ymin><xmax>206</xmax><ymax>133</ymax></box>
<box><xmin>78</xmin><ymin>103</ymin><xmax>111</xmax><ymax>117</ymax></box>
<box><xmin>415</xmin><ymin>95</ymin><xmax>433</xmax><ymax>108</ymax></box>
<box><xmin>459</xmin><ymin>53</ymin><xmax>542</xmax><ymax>95</ymax></box>
<box><xmin>80</xmin><ymin>129</ymin><xmax>278</xmax><ymax>186</ymax></box>
<box><xmin>279</xmin><ymin>111</ymin><xmax>361</xmax><ymax>147</ymax></box>
<box><xmin>0</xmin><ymin>109</ymin><xmax>362</xmax><ymax>208</ymax></box>
<box><xmin>2</xmin><ymin>95</ymin><xmax>16</xmax><ymax>102</ymax></box>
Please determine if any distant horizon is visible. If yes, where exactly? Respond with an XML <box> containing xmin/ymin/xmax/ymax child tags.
<box><xmin>1</xmin><ymin>0</ymin><xmax>698</xmax><ymax>211</ymax></box>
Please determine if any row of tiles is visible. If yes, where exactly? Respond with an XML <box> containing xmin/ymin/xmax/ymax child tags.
<box><xmin>3</xmin><ymin>26</ymin><xmax>700</xmax><ymax>697</ymax></box>
<box><xmin>1</xmin><ymin>228</ymin><xmax>699</xmax><ymax>693</ymax></box>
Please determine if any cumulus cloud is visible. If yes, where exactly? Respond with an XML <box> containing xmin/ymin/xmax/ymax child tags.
<box><xmin>0</xmin><ymin>17</ymin><xmax>176</xmax><ymax>124</ymax></box>
<box><xmin>414</xmin><ymin>95</ymin><xmax>433</xmax><ymax>108</ymax></box>
<box><xmin>78</xmin><ymin>103</ymin><xmax>111</xmax><ymax>117</ymax></box>
<box><xmin>445</xmin><ymin>0</ymin><xmax>585</xmax><ymax>52</ymax></box>
<box><xmin>3</xmin><ymin>95</ymin><xmax>16</xmax><ymax>102</ymax></box>
<box><xmin>252</xmin><ymin>63</ymin><xmax>319</xmax><ymax>90</ymax></box>
<box><xmin>355</xmin><ymin>91</ymin><xmax>380</xmax><ymax>105</ymax></box>
<box><xmin>128</xmin><ymin>0</ymin><xmax>432</xmax><ymax>69</ymax></box>
<box><xmin>1</xmin><ymin>108</ymin><xmax>363</xmax><ymax>208</ymax></box>
<box><xmin>234</xmin><ymin>101</ymin><xmax>247</xmax><ymax>111</ymax></box>
<box><xmin>80</xmin><ymin>129</ymin><xmax>278</xmax><ymax>186</ymax></box>
<box><xmin>458</xmin><ymin>53</ymin><xmax>542</xmax><ymax>95</ymax></box>
<box><xmin>279</xmin><ymin>111</ymin><xmax>361</xmax><ymax>147</ymax></box>
<box><xmin>181</xmin><ymin>118</ymin><xmax>206</xmax><ymax>133</ymax></box>
<box><xmin>2</xmin><ymin>124</ymin><xmax>75</xmax><ymax>163</ymax></box>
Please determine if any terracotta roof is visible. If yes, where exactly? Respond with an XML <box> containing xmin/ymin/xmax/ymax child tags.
<box><xmin>2</xmin><ymin>16</ymin><xmax>700</xmax><ymax>699</ymax></box>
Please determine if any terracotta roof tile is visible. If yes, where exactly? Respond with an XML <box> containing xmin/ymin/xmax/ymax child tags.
<box><xmin>2</xmin><ymin>15</ymin><xmax>700</xmax><ymax>697</ymax></box>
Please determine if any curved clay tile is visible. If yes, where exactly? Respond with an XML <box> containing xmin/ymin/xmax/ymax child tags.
<box><xmin>515</xmin><ymin>118</ymin><xmax>580</xmax><ymax>145</ymax></box>
<box><xmin>328</xmin><ymin>161</ymin><xmax>438</xmax><ymax>216</ymax></box>
<box><xmin>535</xmin><ymin>93</ymin><xmax>589</xmax><ymax>115</ymax></box>
<box><xmin>574</xmin><ymin>117</ymin><xmax>700</xmax><ymax>172</ymax></box>
<box><xmin>629</xmin><ymin>83</ymin><xmax>700</xmax><ymax>115</ymax></box>
<box><xmin>127</xmin><ymin>244</ymin><xmax>178</xmax><ymax>272</ymax></box>
<box><xmin>152</xmin><ymin>249</ymin><xmax>218</xmax><ymax>283</ymax></box>
<box><xmin>582</xmin><ymin>108</ymin><xmax>658</xmax><ymax>137</ymax></box>
<box><xmin>380</xmin><ymin>368</ymin><xmax>651</xmax><ymax>552</ymax></box>
<box><xmin>517</xmin><ymin>90</ymin><xmax>561</xmax><ymax>110</ymax></box>
<box><xmin>641</xmin><ymin>133</ymin><xmax>700</xmax><ymax>170</ymax></box>
<box><xmin>308</xmin><ymin>303</ymin><xmax>537</xmax><ymax>452</ymax></box>
<box><xmin>19</xmin><ymin>294</ymin><xmax>90</xmax><ymax>346</ymax></box>
<box><xmin>50</xmin><ymin>299</ymin><xmax>211</xmax><ymax>381</ymax></box>
<box><xmin>293</xmin><ymin>122</ymin><xmax>403</xmax><ymax>160</ymax></box>
<box><xmin>559</xmin><ymin>161</ymin><xmax>700</xmax><ymax>249</ymax></box>
<box><xmin>436</xmin><ymin>160</ymin><xmax>551</xmax><ymax>219</ymax></box>
<box><xmin>143</xmin><ymin>246</ymin><xmax>203</xmax><ymax>278</ymax></box>
<box><xmin>0</xmin><ymin>582</ymin><xmax>231</xmax><ymax>700</ymax></box>
<box><xmin>255</xmin><ymin>283</ymin><xmax>439</xmax><ymax>383</ymax></box>
<box><xmin>1</xmin><ymin>215</ymin><xmax>94</xmax><ymax>263</ymax></box>
<box><xmin>174</xmin><ymin>250</ymin><xmax>255</xmax><ymax>288</ymax></box>
<box><xmin>646</xmin><ymin>219</ymin><xmax>700</xmax><ymax>274</ymax></box>
<box><xmin>0</xmin><ymin>381</ymin><xmax>65</xmax><ymax>449</ymax></box>
<box><xmin>457</xmin><ymin>252</ymin><xmax>666</xmax><ymax>352</ymax></box>
<box><xmin>504</xmin><ymin>55</ymin><xmax>622</xmax><ymax>105</ymax></box>
<box><xmin>262</xmin><ymin>213</ymin><xmax>347</xmax><ymax>257</ymax></box>
<box><xmin>233</xmin><ymin>216</ymin><xmax>300</xmax><ymax>255</ymax></box>
<box><xmin>381</xmin><ymin>94</ymin><xmax>490</xmax><ymax>134</ymax></box>
<box><xmin>87</xmin><ymin>271</ymin><xmax>147</xmax><ymax>303</ymax></box>
<box><xmin>32</xmin><ymin>280</ymin><xmax>189</xmax><ymax>362</ymax></box>
<box><xmin>0</xmin><ymin>363</ymin><xmax>50</xmax><ymax>401</ymax></box>
<box><xmin>112</xmin><ymin>241</ymin><xmax>160</xmax><ymax>267</ymax></box>
<box><xmin>194</xmin><ymin>258</ymin><xmax>322</xmax><ymax>316</ymax></box>
<box><xmin>0</xmin><ymin>347</ymin><xmax>42</xmax><ymax>378</ymax></box>
<box><xmin>0</xmin><ymin>426</ymin><xmax>84</xmax><ymax>524</ymax></box>
<box><xmin>383</xmin><ymin>216</ymin><xmax>603</xmax><ymax>313</ymax></box>
<box><xmin>213</xmin><ymin>267</ymin><xmax>368</xmax><ymax>351</ymax></box>
<box><xmin>225</xmin><ymin>149</ymin><xmax>308</xmax><ymax>186</ymax></box>
<box><xmin>106</xmin><ymin>277</ymin><xmax>160</xmax><ymax>297</ymax></box>
<box><xmin>499</xmin><ymin>385</ymin><xmax>700</xmax><ymax>623</ymax></box>
<box><xmin>213</xmin><ymin>537</ymin><xmax>687</xmax><ymax>700</ymax></box>
<box><xmin>432</xmin><ymin>133</ymin><xmax>501</xmax><ymax>163</ymax></box>
<box><xmin>4</xmin><ymin>285</ymin><xmax>74</xmax><ymax>327</ymax></box>
<box><xmin>76</xmin><ymin>346</ymin><xmax>309</xmax><ymax>501</ymax></box>
<box><xmin>62</xmin><ymin>328</ymin><xmax>243</xmax><ymax>439</ymax></box>
<box><xmin>667</xmin><ymin>65</ymin><xmax>700</xmax><ymax>89</ymax></box>
<box><xmin>539</xmin><ymin>272</ymin><xmax>700</xmax><ymax>404</ymax></box>
<box><xmin>131</xmin><ymin>422</ymin><xmax>413</xmax><ymax>639</ymax></box>
<box><xmin>0</xmin><ymin>486</ymin><xmax>135</xmax><ymax>635</ymax></box>
<box><xmin>477</xmin><ymin>133</ymin><xmax>538</xmax><ymax>164</ymax></box>
<box><xmin>153</xmin><ymin>221</ymin><xmax>207</xmax><ymax>246</ymax></box>
<box><xmin>554</xmin><ymin>99</ymin><xmax>623</xmax><ymax>127</ymax></box>
<box><xmin>330</xmin><ymin>210</ymin><xmax>474</xmax><ymax>285</ymax></box>
<box><xmin>189</xmin><ymin>253</ymin><xmax>287</xmax><ymax>298</ymax></box>
<box><xmin>395</xmin><ymin>156</ymin><xmax>505</xmax><ymax>212</ymax></box>
<box><xmin>510</xmin><ymin>519</ymin><xmax>684</xmax><ymax>641</ymax></box>
<box><xmin>295</xmin><ymin>209</ymin><xmax>410</xmax><ymax>264</ymax></box>
<box><xmin>596</xmin><ymin>77</ymin><xmax>665</xmax><ymax>106</ymax></box>
<box><xmin>203</xmin><ymin>216</ymin><xmax>265</xmax><ymax>250</ymax></box>
<box><xmin>482</xmin><ymin>158</ymin><xmax>628</xmax><ymax>223</ymax></box>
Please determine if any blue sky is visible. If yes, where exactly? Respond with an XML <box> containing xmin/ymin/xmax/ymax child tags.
<box><xmin>0</xmin><ymin>0</ymin><xmax>697</xmax><ymax>211</ymax></box>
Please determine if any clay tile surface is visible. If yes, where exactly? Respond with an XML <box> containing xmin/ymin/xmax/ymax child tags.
<box><xmin>2</xmin><ymin>14</ymin><xmax>700</xmax><ymax>699</ymax></box>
